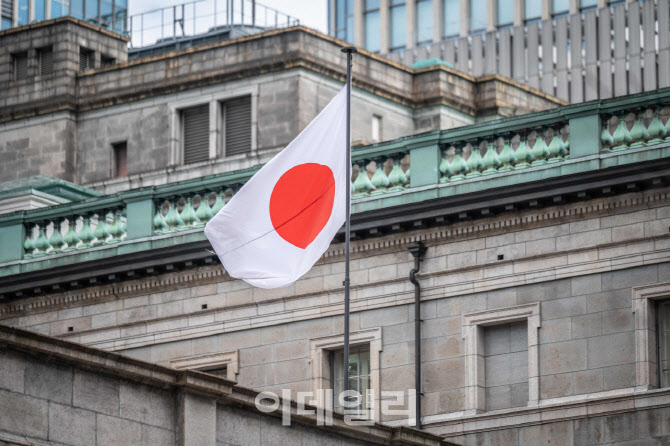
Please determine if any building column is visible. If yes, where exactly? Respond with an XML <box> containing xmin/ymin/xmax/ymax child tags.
<box><xmin>177</xmin><ymin>391</ymin><xmax>217</xmax><ymax>446</ymax></box>
<box><xmin>514</xmin><ymin>0</ymin><xmax>524</xmax><ymax>26</ymax></box>
<box><xmin>354</xmin><ymin>0</ymin><xmax>364</xmax><ymax>48</ymax></box>
<box><xmin>486</xmin><ymin>0</ymin><xmax>495</xmax><ymax>31</ymax></box>
<box><xmin>541</xmin><ymin>0</ymin><xmax>550</xmax><ymax>20</ymax></box>
<box><xmin>433</xmin><ymin>0</ymin><xmax>443</xmax><ymax>43</ymax></box>
<box><xmin>460</xmin><ymin>0</ymin><xmax>469</xmax><ymax>37</ymax></box>
<box><xmin>569</xmin><ymin>0</ymin><xmax>578</xmax><ymax>14</ymax></box>
<box><xmin>328</xmin><ymin>0</ymin><xmax>336</xmax><ymax>36</ymax></box>
<box><xmin>12</xmin><ymin>0</ymin><xmax>19</xmax><ymax>26</ymax></box>
<box><xmin>406</xmin><ymin>0</ymin><xmax>416</xmax><ymax>49</ymax></box>
<box><xmin>380</xmin><ymin>0</ymin><xmax>390</xmax><ymax>53</ymax></box>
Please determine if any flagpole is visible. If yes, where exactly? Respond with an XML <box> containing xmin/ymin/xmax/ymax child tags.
<box><xmin>341</xmin><ymin>45</ymin><xmax>357</xmax><ymax>401</ymax></box>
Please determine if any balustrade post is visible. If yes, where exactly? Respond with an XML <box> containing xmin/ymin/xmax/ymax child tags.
<box><xmin>125</xmin><ymin>198</ymin><xmax>155</xmax><ymax>240</ymax></box>
<box><xmin>408</xmin><ymin>143</ymin><xmax>440</xmax><ymax>187</ymax></box>
<box><xmin>0</xmin><ymin>217</ymin><xmax>25</xmax><ymax>262</ymax></box>
<box><xmin>568</xmin><ymin>114</ymin><xmax>601</xmax><ymax>158</ymax></box>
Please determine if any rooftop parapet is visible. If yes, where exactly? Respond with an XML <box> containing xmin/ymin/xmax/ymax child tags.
<box><xmin>0</xmin><ymin>88</ymin><xmax>669</xmax><ymax>298</ymax></box>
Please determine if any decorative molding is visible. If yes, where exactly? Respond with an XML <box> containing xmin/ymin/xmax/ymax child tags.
<box><xmin>462</xmin><ymin>303</ymin><xmax>541</xmax><ymax>413</ymax></box>
<box><xmin>308</xmin><ymin>328</ymin><xmax>383</xmax><ymax>421</ymax></box>
<box><xmin>632</xmin><ymin>281</ymin><xmax>670</xmax><ymax>390</ymax></box>
<box><xmin>169</xmin><ymin>350</ymin><xmax>238</xmax><ymax>382</ymax></box>
<box><xmin>1</xmin><ymin>187</ymin><xmax>669</xmax><ymax>321</ymax></box>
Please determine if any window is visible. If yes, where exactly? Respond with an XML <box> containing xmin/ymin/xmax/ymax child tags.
<box><xmin>552</xmin><ymin>0</ymin><xmax>570</xmax><ymax>16</ymax></box>
<box><xmin>38</xmin><ymin>47</ymin><xmax>53</xmax><ymax>75</ymax></box>
<box><xmin>169</xmin><ymin>351</ymin><xmax>239</xmax><ymax>382</ymax></box>
<box><xmin>443</xmin><ymin>0</ymin><xmax>460</xmax><ymax>38</ymax></box>
<box><xmin>79</xmin><ymin>47</ymin><xmax>94</xmax><ymax>71</ymax></box>
<box><xmin>390</xmin><ymin>0</ymin><xmax>406</xmax><ymax>51</ymax></box>
<box><xmin>182</xmin><ymin>104</ymin><xmax>210</xmax><ymax>164</ymax></box>
<box><xmin>71</xmin><ymin>0</ymin><xmax>83</xmax><ymax>18</ymax></box>
<box><xmin>658</xmin><ymin>301</ymin><xmax>670</xmax><ymax>387</ymax></box>
<box><xmin>415</xmin><ymin>0</ymin><xmax>432</xmax><ymax>45</ymax></box>
<box><xmin>101</xmin><ymin>55</ymin><xmax>116</xmax><ymax>67</ymax></box>
<box><xmin>34</xmin><ymin>0</ymin><xmax>45</xmax><ymax>21</ymax></box>
<box><xmin>113</xmin><ymin>142</ymin><xmax>127</xmax><ymax>177</ymax></box>
<box><xmin>50</xmin><ymin>0</ymin><xmax>69</xmax><ymax>18</ymax></box>
<box><xmin>371</xmin><ymin>115</ymin><xmax>381</xmax><ymax>142</ymax></box>
<box><xmin>364</xmin><ymin>0</ymin><xmax>380</xmax><ymax>53</ymax></box>
<box><xmin>100</xmin><ymin>0</ymin><xmax>113</xmax><ymax>27</ymax></box>
<box><xmin>113</xmin><ymin>0</ymin><xmax>127</xmax><ymax>33</ymax></box>
<box><xmin>223</xmin><ymin>96</ymin><xmax>252</xmax><ymax>157</ymax></box>
<box><xmin>525</xmin><ymin>0</ymin><xmax>542</xmax><ymax>22</ymax></box>
<box><xmin>580</xmin><ymin>0</ymin><xmax>597</xmax><ymax>10</ymax></box>
<box><xmin>332</xmin><ymin>347</ymin><xmax>371</xmax><ymax>414</ymax></box>
<box><xmin>484</xmin><ymin>321</ymin><xmax>529</xmax><ymax>411</ymax></box>
<box><xmin>17</xmin><ymin>0</ymin><xmax>28</xmax><ymax>25</ymax></box>
<box><xmin>335</xmin><ymin>0</ymin><xmax>354</xmax><ymax>43</ymax></box>
<box><xmin>85</xmin><ymin>0</ymin><xmax>99</xmax><ymax>22</ymax></box>
<box><xmin>469</xmin><ymin>0</ymin><xmax>487</xmax><ymax>33</ymax></box>
<box><xmin>497</xmin><ymin>0</ymin><xmax>513</xmax><ymax>27</ymax></box>
<box><xmin>462</xmin><ymin>303</ymin><xmax>540</xmax><ymax>412</ymax></box>
<box><xmin>309</xmin><ymin>328</ymin><xmax>382</xmax><ymax>421</ymax></box>
<box><xmin>1</xmin><ymin>0</ymin><xmax>13</xmax><ymax>30</ymax></box>
<box><xmin>12</xmin><ymin>53</ymin><xmax>28</xmax><ymax>80</ymax></box>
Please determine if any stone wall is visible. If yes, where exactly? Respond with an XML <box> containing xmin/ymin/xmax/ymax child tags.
<box><xmin>2</xmin><ymin>186</ymin><xmax>670</xmax><ymax>442</ymax></box>
<box><xmin>0</xmin><ymin>325</ymin><xmax>448</xmax><ymax>446</ymax></box>
<box><xmin>0</xmin><ymin>112</ymin><xmax>77</xmax><ymax>182</ymax></box>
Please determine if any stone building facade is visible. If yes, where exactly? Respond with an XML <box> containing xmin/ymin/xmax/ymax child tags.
<box><xmin>0</xmin><ymin>17</ymin><xmax>562</xmax><ymax>194</ymax></box>
<box><xmin>2</xmin><ymin>81</ymin><xmax>670</xmax><ymax>444</ymax></box>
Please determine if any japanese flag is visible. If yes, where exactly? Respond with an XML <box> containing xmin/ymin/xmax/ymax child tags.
<box><xmin>204</xmin><ymin>86</ymin><xmax>348</xmax><ymax>289</ymax></box>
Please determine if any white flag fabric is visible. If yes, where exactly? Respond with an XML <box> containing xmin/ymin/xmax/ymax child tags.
<box><xmin>204</xmin><ymin>86</ymin><xmax>348</xmax><ymax>288</ymax></box>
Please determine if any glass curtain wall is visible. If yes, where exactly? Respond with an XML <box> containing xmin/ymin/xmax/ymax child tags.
<box><xmin>443</xmin><ymin>0</ymin><xmax>459</xmax><ymax>38</ymax></box>
<box><xmin>416</xmin><ymin>0</ymin><xmax>432</xmax><ymax>45</ymax></box>
<box><xmin>364</xmin><ymin>0</ymin><xmax>380</xmax><ymax>52</ymax></box>
<box><xmin>469</xmin><ymin>0</ymin><xmax>486</xmax><ymax>33</ymax></box>
<box><xmin>390</xmin><ymin>0</ymin><xmax>406</xmax><ymax>50</ymax></box>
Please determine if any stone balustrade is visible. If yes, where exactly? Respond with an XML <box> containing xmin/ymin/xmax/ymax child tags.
<box><xmin>601</xmin><ymin>105</ymin><xmax>670</xmax><ymax>152</ymax></box>
<box><xmin>2</xmin><ymin>89</ymin><xmax>670</xmax><ymax>268</ymax></box>
<box><xmin>23</xmin><ymin>207</ymin><xmax>127</xmax><ymax>258</ymax></box>
<box><xmin>438</xmin><ymin>124</ymin><xmax>570</xmax><ymax>182</ymax></box>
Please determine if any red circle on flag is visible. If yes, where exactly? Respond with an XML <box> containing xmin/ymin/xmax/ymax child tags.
<box><xmin>269</xmin><ymin>163</ymin><xmax>336</xmax><ymax>249</ymax></box>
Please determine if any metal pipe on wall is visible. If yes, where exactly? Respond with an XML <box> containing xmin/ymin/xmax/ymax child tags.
<box><xmin>408</xmin><ymin>241</ymin><xmax>426</xmax><ymax>429</ymax></box>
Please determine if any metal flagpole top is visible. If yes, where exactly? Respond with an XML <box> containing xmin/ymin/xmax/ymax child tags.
<box><xmin>340</xmin><ymin>46</ymin><xmax>358</xmax><ymax>53</ymax></box>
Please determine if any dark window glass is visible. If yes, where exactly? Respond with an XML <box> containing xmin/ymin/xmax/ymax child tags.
<box><xmin>113</xmin><ymin>142</ymin><xmax>127</xmax><ymax>177</ymax></box>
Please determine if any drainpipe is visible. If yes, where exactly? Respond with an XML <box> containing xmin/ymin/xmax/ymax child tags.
<box><xmin>408</xmin><ymin>241</ymin><xmax>427</xmax><ymax>429</ymax></box>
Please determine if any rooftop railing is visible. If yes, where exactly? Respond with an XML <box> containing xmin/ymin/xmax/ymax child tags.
<box><xmin>127</xmin><ymin>0</ymin><xmax>299</xmax><ymax>49</ymax></box>
<box><xmin>1</xmin><ymin>88</ymin><xmax>670</xmax><ymax>272</ymax></box>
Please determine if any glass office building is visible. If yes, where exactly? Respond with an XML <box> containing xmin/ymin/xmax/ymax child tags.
<box><xmin>1</xmin><ymin>0</ymin><xmax>128</xmax><ymax>34</ymax></box>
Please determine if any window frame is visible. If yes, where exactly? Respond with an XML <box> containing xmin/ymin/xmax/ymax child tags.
<box><xmin>309</xmin><ymin>327</ymin><xmax>382</xmax><ymax>421</ymax></box>
<box><xmin>389</xmin><ymin>0</ymin><xmax>406</xmax><ymax>51</ymax></box>
<box><xmin>462</xmin><ymin>303</ymin><xmax>540</xmax><ymax>413</ymax></box>
<box><xmin>38</xmin><ymin>46</ymin><xmax>54</xmax><ymax>76</ymax></box>
<box><xmin>169</xmin><ymin>350</ymin><xmax>239</xmax><ymax>382</ymax></box>
<box><xmin>364</xmin><ymin>0</ymin><xmax>381</xmax><ymax>53</ymax></box>
<box><xmin>632</xmin><ymin>282</ymin><xmax>670</xmax><ymax>390</ymax></box>
<box><xmin>11</xmin><ymin>52</ymin><xmax>28</xmax><ymax>80</ymax></box>
<box><xmin>331</xmin><ymin>345</ymin><xmax>372</xmax><ymax>414</ymax></box>
<box><xmin>169</xmin><ymin>86</ymin><xmax>258</xmax><ymax>167</ymax></box>
<box><xmin>111</xmin><ymin>141</ymin><xmax>127</xmax><ymax>178</ymax></box>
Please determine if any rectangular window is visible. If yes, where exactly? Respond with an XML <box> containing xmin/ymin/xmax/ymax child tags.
<box><xmin>1</xmin><ymin>0</ymin><xmax>13</xmax><ymax>30</ymax></box>
<box><xmin>113</xmin><ymin>142</ymin><xmax>127</xmax><ymax>177</ymax></box>
<box><xmin>484</xmin><ymin>321</ymin><xmax>529</xmax><ymax>411</ymax></box>
<box><xmin>525</xmin><ymin>0</ymin><xmax>542</xmax><ymax>22</ymax></box>
<box><xmin>17</xmin><ymin>0</ymin><xmax>28</xmax><ymax>26</ymax></box>
<box><xmin>335</xmin><ymin>0</ymin><xmax>354</xmax><ymax>42</ymax></box>
<box><xmin>223</xmin><ymin>96</ymin><xmax>252</xmax><ymax>157</ymax></box>
<box><xmin>34</xmin><ymin>0</ymin><xmax>45</xmax><ymax>21</ymax></box>
<box><xmin>332</xmin><ymin>347</ymin><xmax>371</xmax><ymax>414</ymax></box>
<box><xmin>38</xmin><ymin>47</ymin><xmax>53</xmax><ymax>75</ymax></box>
<box><xmin>658</xmin><ymin>301</ymin><xmax>670</xmax><ymax>387</ymax></box>
<box><xmin>85</xmin><ymin>0</ymin><xmax>99</xmax><ymax>22</ymax></box>
<box><xmin>416</xmin><ymin>0</ymin><xmax>432</xmax><ymax>45</ymax></box>
<box><xmin>580</xmin><ymin>0</ymin><xmax>598</xmax><ymax>9</ymax></box>
<box><xmin>390</xmin><ymin>0</ymin><xmax>406</xmax><ymax>50</ymax></box>
<box><xmin>50</xmin><ymin>0</ymin><xmax>69</xmax><ymax>18</ymax></box>
<box><xmin>371</xmin><ymin>115</ymin><xmax>381</xmax><ymax>142</ymax></box>
<box><xmin>79</xmin><ymin>47</ymin><xmax>94</xmax><ymax>71</ymax></box>
<box><xmin>364</xmin><ymin>0</ymin><xmax>380</xmax><ymax>53</ymax></box>
<box><xmin>12</xmin><ymin>53</ymin><xmax>28</xmax><ymax>80</ymax></box>
<box><xmin>469</xmin><ymin>0</ymin><xmax>487</xmax><ymax>33</ymax></box>
<box><xmin>497</xmin><ymin>0</ymin><xmax>514</xmax><ymax>27</ymax></box>
<box><xmin>201</xmin><ymin>366</ymin><xmax>228</xmax><ymax>379</ymax></box>
<box><xmin>552</xmin><ymin>0</ymin><xmax>570</xmax><ymax>15</ymax></box>
<box><xmin>182</xmin><ymin>104</ymin><xmax>210</xmax><ymax>164</ymax></box>
<box><xmin>71</xmin><ymin>0</ymin><xmax>83</xmax><ymax>18</ymax></box>
<box><xmin>101</xmin><ymin>55</ymin><xmax>116</xmax><ymax>67</ymax></box>
<box><xmin>443</xmin><ymin>0</ymin><xmax>460</xmax><ymax>38</ymax></box>
<box><xmin>113</xmin><ymin>0</ymin><xmax>127</xmax><ymax>33</ymax></box>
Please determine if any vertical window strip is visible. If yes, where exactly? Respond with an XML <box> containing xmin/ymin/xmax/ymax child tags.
<box><xmin>13</xmin><ymin>53</ymin><xmax>28</xmax><ymax>80</ymax></box>
<box><xmin>364</xmin><ymin>0</ymin><xmax>381</xmax><ymax>52</ymax></box>
<box><xmin>443</xmin><ymin>0</ymin><xmax>460</xmax><ymax>38</ymax></box>
<box><xmin>416</xmin><ymin>0</ymin><xmax>433</xmax><ymax>45</ymax></box>
<box><xmin>390</xmin><ymin>0</ymin><xmax>406</xmax><ymax>50</ymax></box>
<box><xmin>39</xmin><ymin>47</ymin><xmax>54</xmax><ymax>75</ymax></box>
<box><xmin>469</xmin><ymin>0</ymin><xmax>487</xmax><ymax>33</ymax></box>
<box><xmin>182</xmin><ymin>104</ymin><xmax>210</xmax><ymax>164</ymax></box>
<box><xmin>224</xmin><ymin>96</ymin><xmax>252</xmax><ymax>157</ymax></box>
